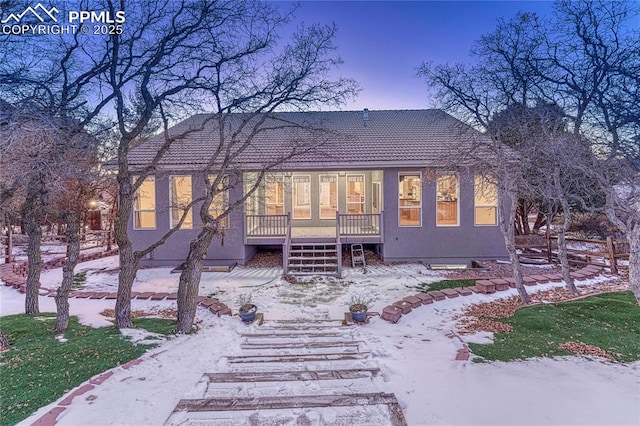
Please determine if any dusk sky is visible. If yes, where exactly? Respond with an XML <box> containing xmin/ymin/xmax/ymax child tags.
<box><xmin>286</xmin><ymin>1</ymin><xmax>558</xmax><ymax>111</ymax></box>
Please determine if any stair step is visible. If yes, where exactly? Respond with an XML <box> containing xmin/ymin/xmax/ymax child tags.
<box><xmin>258</xmin><ymin>322</ymin><xmax>345</xmax><ymax>331</ymax></box>
<box><xmin>288</xmin><ymin>271</ymin><xmax>337</xmax><ymax>276</ymax></box>
<box><xmin>203</xmin><ymin>377</ymin><xmax>380</xmax><ymax>398</ymax></box>
<box><xmin>239</xmin><ymin>331</ymin><xmax>348</xmax><ymax>338</ymax></box>
<box><xmin>241</xmin><ymin>341</ymin><xmax>362</xmax><ymax>350</ymax></box>
<box><xmin>268</xmin><ymin>319</ymin><xmax>344</xmax><ymax>324</ymax></box>
<box><xmin>236</xmin><ymin>347</ymin><xmax>360</xmax><ymax>357</ymax></box>
<box><xmin>290</xmin><ymin>245</ymin><xmax>336</xmax><ymax>249</ymax></box>
<box><xmin>243</xmin><ymin>337</ymin><xmax>355</xmax><ymax>346</ymax></box>
<box><xmin>289</xmin><ymin>248</ymin><xmax>336</xmax><ymax>255</ymax></box>
<box><xmin>226</xmin><ymin>352</ymin><xmax>369</xmax><ymax>364</ymax></box>
<box><xmin>204</xmin><ymin>368</ymin><xmax>380</xmax><ymax>383</ymax></box>
<box><xmin>288</xmin><ymin>264</ymin><xmax>338</xmax><ymax>269</ymax></box>
<box><xmin>288</xmin><ymin>256</ymin><xmax>337</xmax><ymax>261</ymax></box>
<box><xmin>258</xmin><ymin>325</ymin><xmax>345</xmax><ymax>331</ymax></box>
<box><xmin>174</xmin><ymin>392</ymin><xmax>401</xmax><ymax>412</ymax></box>
<box><xmin>166</xmin><ymin>404</ymin><xmax>399</xmax><ymax>425</ymax></box>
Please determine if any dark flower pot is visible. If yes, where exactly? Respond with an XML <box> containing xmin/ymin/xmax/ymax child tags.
<box><xmin>239</xmin><ymin>304</ymin><xmax>257</xmax><ymax>322</ymax></box>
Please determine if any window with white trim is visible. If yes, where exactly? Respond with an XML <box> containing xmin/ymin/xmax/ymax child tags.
<box><xmin>265</xmin><ymin>176</ymin><xmax>284</xmax><ymax>215</ymax></box>
<box><xmin>133</xmin><ymin>176</ymin><xmax>156</xmax><ymax>229</ymax></box>
<box><xmin>474</xmin><ymin>175</ymin><xmax>497</xmax><ymax>226</ymax></box>
<box><xmin>292</xmin><ymin>175</ymin><xmax>311</xmax><ymax>219</ymax></box>
<box><xmin>319</xmin><ymin>175</ymin><xmax>338</xmax><ymax>219</ymax></box>
<box><xmin>436</xmin><ymin>173</ymin><xmax>459</xmax><ymax>226</ymax></box>
<box><xmin>170</xmin><ymin>175</ymin><xmax>193</xmax><ymax>229</ymax></box>
<box><xmin>398</xmin><ymin>173</ymin><xmax>421</xmax><ymax>226</ymax></box>
<box><xmin>208</xmin><ymin>175</ymin><xmax>228</xmax><ymax>228</ymax></box>
<box><xmin>346</xmin><ymin>175</ymin><xmax>365</xmax><ymax>214</ymax></box>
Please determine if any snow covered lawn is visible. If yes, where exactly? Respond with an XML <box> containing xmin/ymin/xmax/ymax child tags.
<box><xmin>2</xmin><ymin>256</ymin><xmax>638</xmax><ymax>425</ymax></box>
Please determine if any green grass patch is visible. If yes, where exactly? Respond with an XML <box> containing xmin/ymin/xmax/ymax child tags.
<box><xmin>71</xmin><ymin>271</ymin><xmax>87</xmax><ymax>289</ymax></box>
<box><xmin>469</xmin><ymin>291</ymin><xmax>640</xmax><ymax>363</ymax></box>
<box><xmin>0</xmin><ymin>314</ymin><xmax>175</xmax><ymax>425</ymax></box>
<box><xmin>417</xmin><ymin>279</ymin><xmax>475</xmax><ymax>292</ymax></box>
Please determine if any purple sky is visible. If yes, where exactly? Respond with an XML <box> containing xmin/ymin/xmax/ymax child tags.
<box><xmin>286</xmin><ymin>1</ymin><xmax>557</xmax><ymax>110</ymax></box>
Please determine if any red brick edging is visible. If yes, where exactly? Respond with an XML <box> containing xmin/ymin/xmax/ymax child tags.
<box><xmin>0</xmin><ymin>251</ymin><xmax>233</xmax><ymax>318</ymax></box>
<box><xmin>381</xmin><ymin>265</ymin><xmax>605</xmax><ymax>324</ymax></box>
<box><xmin>380</xmin><ymin>265</ymin><xmax>605</xmax><ymax>361</ymax></box>
<box><xmin>29</xmin><ymin>356</ymin><xmax>150</xmax><ymax>425</ymax></box>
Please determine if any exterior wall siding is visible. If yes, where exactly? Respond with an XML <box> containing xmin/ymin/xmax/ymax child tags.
<box><xmin>130</xmin><ymin>173</ymin><xmax>248</xmax><ymax>266</ymax></box>
<box><xmin>381</xmin><ymin>167</ymin><xmax>507</xmax><ymax>265</ymax></box>
<box><xmin>130</xmin><ymin>167</ymin><xmax>508</xmax><ymax>267</ymax></box>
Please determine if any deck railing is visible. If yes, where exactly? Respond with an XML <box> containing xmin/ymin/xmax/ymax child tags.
<box><xmin>338</xmin><ymin>212</ymin><xmax>382</xmax><ymax>237</ymax></box>
<box><xmin>245</xmin><ymin>211</ymin><xmax>383</xmax><ymax>242</ymax></box>
<box><xmin>246</xmin><ymin>214</ymin><xmax>289</xmax><ymax>237</ymax></box>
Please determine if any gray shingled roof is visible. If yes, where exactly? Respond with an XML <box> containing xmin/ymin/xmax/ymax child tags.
<box><xmin>125</xmin><ymin>109</ymin><xmax>488</xmax><ymax>170</ymax></box>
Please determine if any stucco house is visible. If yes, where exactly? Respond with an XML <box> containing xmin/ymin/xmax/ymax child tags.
<box><xmin>126</xmin><ymin>109</ymin><xmax>507</xmax><ymax>275</ymax></box>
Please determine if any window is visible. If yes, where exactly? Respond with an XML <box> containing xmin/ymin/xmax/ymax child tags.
<box><xmin>372</xmin><ymin>182</ymin><xmax>382</xmax><ymax>214</ymax></box>
<box><xmin>170</xmin><ymin>176</ymin><xmax>193</xmax><ymax>229</ymax></box>
<box><xmin>265</xmin><ymin>176</ymin><xmax>284</xmax><ymax>215</ymax></box>
<box><xmin>399</xmin><ymin>173</ymin><xmax>421</xmax><ymax>226</ymax></box>
<box><xmin>208</xmin><ymin>175</ymin><xmax>228</xmax><ymax>228</ymax></box>
<box><xmin>133</xmin><ymin>176</ymin><xmax>156</xmax><ymax>229</ymax></box>
<box><xmin>347</xmin><ymin>175</ymin><xmax>365</xmax><ymax>214</ymax></box>
<box><xmin>292</xmin><ymin>175</ymin><xmax>311</xmax><ymax>219</ymax></box>
<box><xmin>474</xmin><ymin>175</ymin><xmax>497</xmax><ymax>226</ymax></box>
<box><xmin>436</xmin><ymin>173</ymin><xmax>459</xmax><ymax>226</ymax></box>
<box><xmin>319</xmin><ymin>175</ymin><xmax>338</xmax><ymax>219</ymax></box>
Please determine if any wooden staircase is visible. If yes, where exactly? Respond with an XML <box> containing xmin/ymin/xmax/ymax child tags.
<box><xmin>287</xmin><ymin>243</ymin><xmax>339</xmax><ymax>276</ymax></box>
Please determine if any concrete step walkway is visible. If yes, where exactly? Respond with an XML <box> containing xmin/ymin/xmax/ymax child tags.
<box><xmin>165</xmin><ymin>319</ymin><xmax>407</xmax><ymax>425</ymax></box>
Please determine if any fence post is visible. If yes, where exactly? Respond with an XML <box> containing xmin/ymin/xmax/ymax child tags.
<box><xmin>5</xmin><ymin>220</ymin><xmax>13</xmax><ymax>263</ymax></box>
<box><xmin>606</xmin><ymin>236</ymin><xmax>618</xmax><ymax>275</ymax></box>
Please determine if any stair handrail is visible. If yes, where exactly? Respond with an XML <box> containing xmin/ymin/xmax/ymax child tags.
<box><xmin>283</xmin><ymin>212</ymin><xmax>292</xmax><ymax>274</ymax></box>
<box><xmin>336</xmin><ymin>210</ymin><xmax>342</xmax><ymax>278</ymax></box>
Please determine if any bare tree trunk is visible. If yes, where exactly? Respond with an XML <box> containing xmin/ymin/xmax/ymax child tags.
<box><xmin>604</xmin><ymin>193</ymin><xmax>640</xmax><ymax>305</ymax></box>
<box><xmin>627</xmin><ymin>224</ymin><xmax>640</xmax><ymax>305</ymax></box>
<box><xmin>0</xmin><ymin>329</ymin><xmax>8</xmax><ymax>351</ymax></box>
<box><xmin>55</xmin><ymin>214</ymin><xmax>81</xmax><ymax>331</ymax></box>
<box><xmin>531</xmin><ymin>212</ymin><xmax>547</xmax><ymax>235</ymax></box>
<box><xmin>557</xmin><ymin>209</ymin><xmax>579</xmax><ymax>295</ymax></box>
<box><xmin>553</xmin><ymin>168</ymin><xmax>579</xmax><ymax>295</ymax></box>
<box><xmin>515</xmin><ymin>199</ymin><xmax>535</xmax><ymax>235</ymax></box>
<box><xmin>515</xmin><ymin>200</ymin><xmax>525</xmax><ymax>235</ymax></box>
<box><xmin>499</xmin><ymin>188</ymin><xmax>530</xmax><ymax>303</ymax></box>
<box><xmin>114</xmin><ymin>177</ymin><xmax>137</xmax><ymax>329</ymax></box>
<box><xmin>177</xmin><ymin>229</ymin><xmax>217</xmax><ymax>333</ymax></box>
<box><xmin>22</xmin><ymin>186</ymin><xmax>41</xmax><ymax>314</ymax></box>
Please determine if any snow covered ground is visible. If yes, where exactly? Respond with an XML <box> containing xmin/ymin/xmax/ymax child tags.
<box><xmin>2</xmin><ymin>257</ymin><xmax>639</xmax><ymax>425</ymax></box>
<box><xmin>1</xmin><ymin>241</ymin><xmax>107</xmax><ymax>264</ymax></box>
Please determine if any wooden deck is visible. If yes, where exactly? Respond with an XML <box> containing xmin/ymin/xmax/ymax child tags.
<box><xmin>245</xmin><ymin>213</ymin><xmax>383</xmax><ymax>245</ymax></box>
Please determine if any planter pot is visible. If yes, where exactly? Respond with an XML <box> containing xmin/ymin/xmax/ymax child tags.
<box><xmin>239</xmin><ymin>304</ymin><xmax>257</xmax><ymax>323</ymax></box>
<box><xmin>350</xmin><ymin>309</ymin><xmax>367</xmax><ymax>323</ymax></box>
